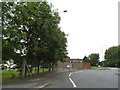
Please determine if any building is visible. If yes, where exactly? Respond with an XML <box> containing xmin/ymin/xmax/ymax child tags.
<box><xmin>56</xmin><ymin>57</ymin><xmax>91</xmax><ymax>69</ymax></box>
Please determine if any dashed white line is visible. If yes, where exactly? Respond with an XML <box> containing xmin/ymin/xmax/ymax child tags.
<box><xmin>69</xmin><ymin>78</ymin><xmax>77</xmax><ymax>88</ymax></box>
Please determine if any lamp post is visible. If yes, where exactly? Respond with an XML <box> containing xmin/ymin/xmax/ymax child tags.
<box><xmin>59</xmin><ymin>10</ymin><xmax>67</xmax><ymax>70</ymax></box>
<box><xmin>63</xmin><ymin>10</ymin><xmax>67</xmax><ymax>13</ymax></box>
<box><xmin>101</xmin><ymin>45</ymin><xmax>107</xmax><ymax>61</ymax></box>
<box><xmin>59</xmin><ymin>10</ymin><xmax>67</xmax><ymax>14</ymax></box>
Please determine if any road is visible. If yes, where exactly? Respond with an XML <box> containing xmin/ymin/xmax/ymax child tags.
<box><xmin>2</xmin><ymin>68</ymin><xmax>119</xmax><ymax>89</ymax></box>
<box><xmin>45</xmin><ymin>68</ymin><xmax>119</xmax><ymax>88</ymax></box>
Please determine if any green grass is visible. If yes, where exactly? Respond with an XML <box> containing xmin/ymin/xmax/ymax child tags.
<box><xmin>1</xmin><ymin>70</ymin><xmax>20</xmax><ymax>84</ymax></box>
<box><xmin>32</xmin><ymin>68</ymin><xmax>49</xmax><ymax>74</ymax></box>
<box><xmin>90</xmin><ymin>67</ymin><xmax>109</xmax><ymax>70</ymax></box>
<box><xmin>1</xmin><ymin>68</ymin><xmax>49</xmax><ymax>84</ymax></box>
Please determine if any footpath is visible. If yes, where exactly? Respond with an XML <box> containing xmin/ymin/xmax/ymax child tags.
<box><xmin>2</xmin><ymin>71</ymin><xmax>59</xmax><ymax>89</ymax></box>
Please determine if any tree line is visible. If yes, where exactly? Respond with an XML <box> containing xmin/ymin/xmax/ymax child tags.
<box><xmin>83</xmin><ymin>53</ymin><xmax>99</xmax><ymax>66</ymax></box>
<box><xmin>2</xmin><ymin>1</ymin><xmax>68</xmax><ymax>76</ymax></box>
<box><xmin>83</xmin><ymin>45</ymin><xmax>120</xmax><ymax>67</ymax></box>
<box><xmin>103</xmin><ymin>45</ymin><xmax>120</xmax><ymax>67</ymax></box>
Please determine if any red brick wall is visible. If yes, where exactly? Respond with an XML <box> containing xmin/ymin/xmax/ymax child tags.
<box><xmin>56</xmin><ymin>61</ymin><xmax>69</xmax><ymax>68</ymax></box>
<box><xmin>83</xmin><ymin>62</ymin><xmax>91</xmax><ymax>69</ymax></box>
<box><xmin>56</xmin><ymin>61</ymin><xmax>91</xmax><ymax>69</ymax></box>
<box><xmin>72</xmin><ymin>62</ymin><xmax>83</xmax><ymax>69</ymax></box>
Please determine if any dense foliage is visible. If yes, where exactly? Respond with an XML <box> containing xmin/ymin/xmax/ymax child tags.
<box><xmin>2</xmin><ymin>1</ymin><xmax>68</xmax><ymax>75</ymax></box>
<box><xmin>104</xmin><ymin>45</ymin><xmax>120</xmax><ymax>67</ymax></box>
<box><xmin>83</xmin><ymin>53</ymin><xmax>99</xmax><ymax>66</ymax></box>
<box><xmin>83</xmin><ymin>56</ymin><xmax>92</xmax><ymax>63</ymax></box>
<box><xmin>89</xmin><ymin>53</ymin><xmax>99</xmax><ymax>66</ymax></box>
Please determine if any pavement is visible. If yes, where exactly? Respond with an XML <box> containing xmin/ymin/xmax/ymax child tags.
<box><xmin>2</xmin><ymin>71</ymin><xmax>58</xmax><ymax>89</ymax></box>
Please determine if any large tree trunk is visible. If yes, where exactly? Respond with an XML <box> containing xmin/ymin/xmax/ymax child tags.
<box><xmin>35</xmin><ymin>64</ymin><xmax>37</xmax><ymax>74</ymax></box>
<box><xmin>42</xmin><ymin>67</ymin><xmax>44</xmax><ymax>72</ymax></box>
<box><xmin>48</xmin><ymin>62</ymin><xmax>51</xmax><ymax>71</ymax></box>
<box><xmin>51</xmin><ymin>65</ymin><xmax>54</xmax><ymax>71</ymax></box>
<box><xmin>22</xmin><ymin>58</ymin><xmax>26</xmax><ymax>78</ymax></box>
<box><xmin>25</xmin><ymin>67</ymin><xmax>27</xmax><ymax>76</ymax></box>
<box><xmin>34</xmin><ymin>56</ymin><xmax>37</xmax><ymax>74</ymax></box>
<box><xmin>24</xmin><ymin>60</ymin><xmax>32</xmax><ymax>77</ymax></box>
<box><xmin>37</xmin><ymin>62</ymin><xmax>40</xmax><ymax>73</ymax></box>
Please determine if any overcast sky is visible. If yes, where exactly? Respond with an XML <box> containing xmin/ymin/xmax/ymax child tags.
<box><xmin>48</xmin><ymin>0</ymin><xmax>119</xmax><ymax>61</ymax></box>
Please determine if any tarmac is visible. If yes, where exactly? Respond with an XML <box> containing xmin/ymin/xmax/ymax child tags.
<box><xmin>2</xmin><ymin>68</ymin><xmax>119</xmax><ymax>89</ymax></box>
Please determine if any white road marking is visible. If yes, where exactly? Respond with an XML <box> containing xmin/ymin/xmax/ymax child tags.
<box><xmin>68</xmin><ymin>70</ymin><xmax>83</xmax><ymax>87</ymax></box>
<box><xmin>69</xmin><ymin>73</ymin><xmax>71</xmax><ymax>77</ymax></box>
<box><xmin>38</xmin><ymin>81</ymin><xmax>51</xmax><ymax>88</ymax></box>
<box><xmin>75</xmin><ymin>71</ymin><xmax>83</xmax><ymax>73</ymax></box>
<box><xmin>69</xmin><ymin>71</ymin><xmax>83</xmax><ymax>77</ymax></box>
<box><xmin>69</xmin><ymin>78</ymin><xmax>77</xmax><ymax>87</ymax></box>
<box><xmin>69</xmin><ymin>73</ymin><xmax>73</xmax><ymax>77</ymax></box>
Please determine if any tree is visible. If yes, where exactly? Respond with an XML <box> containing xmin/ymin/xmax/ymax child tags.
<box><xmin>89</xmin><ymin>53</ymin><xmax>99</xmax><ymax>66</ymax></box>
<box><xmin>83</xmin><ymin>56</ymin><xmax>92</xmax><ymax>63</ymax></box>
<box><xmin>104</xmin><ymin>46</ymin><xmax>120</xmax><ymax>67</ymax></box>
<box><xmin>99</xmin><ymin>61</ymin><xmax>106</xmax><ymax>67</ymax></box>
<box><xmin>2</xmin><ymin>1</ymin><xmax>68</xmax><ymax>76</ymax></box>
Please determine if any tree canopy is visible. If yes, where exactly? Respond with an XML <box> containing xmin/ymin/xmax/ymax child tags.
<box><xmin>2</xmin><ymin>1</ymin><xmax>68</xmax><ymax>75</ymax></box>
<box><xmin>104</xmin><ymin>45</ymin><xmax>120</xmax><ymax>67</ymax></box>
<box><xmin>89</xmin><ymin>53</ymin><xmax>99</xmax><ymax>66</ymax></box>
<box><xmin>83</xmin><ymin>56</ymin><xmax>92</xmax><ymax>63</ymax></box>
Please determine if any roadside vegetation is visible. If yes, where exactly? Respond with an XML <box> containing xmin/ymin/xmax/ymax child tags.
<box><xmin>83</xmin><ymin>45</ymin><xmax>120</xmax><ymax>68</ymax></box>
<box><xmin>102</xmin><ymin>46</ymin><xmax>120</xmax><ymax>67</ymax></box>
<box><xmin>1</xmin><ymin>68</ymin><xmax>49</xmax><ymax>83</ymax></box>
<box><xmin>90</xmin><ymin>67</ymin><xmax>110</xmax><ymax>70</ymax></box>
<box><xmin>2</xmin><ymin>1</ymin><xmax>68</xmax><ymax>78</ymax></box>
<box><xmin>1</xmin><ymin>70</ymin><xmax>19</xmax><ymax>83</ymax></box>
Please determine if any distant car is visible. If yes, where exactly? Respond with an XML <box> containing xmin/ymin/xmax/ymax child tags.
<box><xmin>67</xmin><ymin>65</ymin><xmax>70</xmax><ymax>69</ymax></box>
<box><xmin>98</xmin><ymin>65</ymin><xmax>101</xmax><ymax>67</ymax></box>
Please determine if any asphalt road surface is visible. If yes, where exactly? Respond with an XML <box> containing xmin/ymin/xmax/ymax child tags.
<box><xmin>45</xmin><ymin>68</ymin><xmax>119</xmax><ymax>88</ymax></box>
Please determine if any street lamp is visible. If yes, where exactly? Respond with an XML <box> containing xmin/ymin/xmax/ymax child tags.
<box><xmin>102</xmin><ymin>45</ymin><xmax>107</xmax><ymax>61</ymax></box>
<box><xmin>63</xmin><ymin>10</ymin><xmax>67</xmax><ymax>13</ymax></box>
<box><xmin>60</xmin><ymin>10</ymin><xmax>67</xmax><ymax>13</ymax></box>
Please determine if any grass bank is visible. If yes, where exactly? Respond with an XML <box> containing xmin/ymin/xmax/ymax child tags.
<box><xmin>1</xmin><ymin>70</ymin><xmax>20</xmax><ymax>84</ymax></box>
<box><xmin>1</xmin><ymin>68</ymin><xmax>49</xmax><ymax>84</ymax></box>
<box><xmin>90</xmin><ymin>66</ymin><xmax>110</xmax><ymax>70</ymax></box>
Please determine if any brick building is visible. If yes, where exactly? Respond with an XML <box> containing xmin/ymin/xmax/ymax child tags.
<box><xmin>56</xmin><ymin>57</ymin><xmax>91</xmax><ymax>69</ymax></box>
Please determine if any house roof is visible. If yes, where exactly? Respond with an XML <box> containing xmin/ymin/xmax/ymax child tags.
<box><xmin>70</xmin><ymin>59</ymin><xmax>83</xmax><ymax>63</ymax></box>
<box><xmin>70</xmin><ymin>59</ymin><xmax>83</xmax><ymax>61</ymax></box>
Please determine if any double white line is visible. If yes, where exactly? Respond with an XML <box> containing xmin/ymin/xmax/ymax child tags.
<box><xmin>69</xmin><ymin>73</ymin><xmax>73</xmax><ymax>77</ymax></box>
<box><xmin>69</xmin><ymin>72</ymin><xmax>76</xmax><ymax>88</ymax></box>
<box><xmin>69</xmin><ymin>71</ymin><xmax>83</xmax><ymax>88</ymax></box>
<box><xmin>69</xmin><ymin>78</ymin><xmax>77</xmax><ymax>87</ymax></box>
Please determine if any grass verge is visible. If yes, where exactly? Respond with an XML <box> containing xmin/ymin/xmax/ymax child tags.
<box><xmin>90</xmin><ymin>67</ymin><xmax>110</xmax><ymax>70</ymax></box>
<box><xmin>1</xmin><ymin>68</ymin><xmax>49</xmax><ymax>84</ymax></box>
<box><xmin>1</xmin><ymin>70</ymin><xmax>20</xmax><ymax>84</ymax></box>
